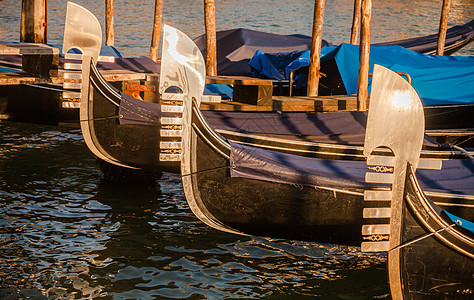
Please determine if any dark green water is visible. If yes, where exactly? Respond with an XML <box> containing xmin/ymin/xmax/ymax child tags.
<box><xmin>0</xmin><ymin>0</ymin><xmax>473</xmax><ymax>298</ymax></box>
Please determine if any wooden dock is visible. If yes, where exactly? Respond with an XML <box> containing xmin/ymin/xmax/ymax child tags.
<box><xmin>200</xmin><ymin>94</ymin><xmax>359</xmax><ymax>112</ymax></box>
<box><xmin>203</xmin><ymin>75</ymin><xmax>360</xmax><ymax>112</ymax></box>
<box><xmin>0</xmin><ymin>42</ymin><xmax>361</xmax><ymax>125</ymax></box>
<box><xmin>0</xmin><ymin>42</ymin><xmax>153</xmax><ymax>85</ymax></box>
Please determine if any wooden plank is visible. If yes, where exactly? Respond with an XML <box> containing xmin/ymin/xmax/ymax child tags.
<box><xmin>0</xmin><ymin>42</ymin><xmax>59</xmax><ymax>55</ymax></box>
<box><xmin>273</xmin><ymin>95</ymin><xmax>357</xmax><ymax>112</ymax></box>
<box><xmin>200</xmin><ymin>101</ymin><xmax>273</xmax><ymax>112</ymax></box>
<box><xmin>0</xmin><ymin>73</ymin><xmax>58</xmax><ymax>85</ymax></box>
<box><xmin>0</xmin><ymin>42</ymin><xmax>59</xmax><ymax>77</ymax></box>
<box><xmin>206</xmin><ymin>75</ymin><xmax>273</xmax><ymax>86</ymax></box>
<box><xmin>200</xmin><ymin>95</ymin><xmax>359</xmax><ymax>112</ymax></box>
<box><xmin>233</xmin><ymin>85</ymin><xmax>273</xmax><ymax>106</ymax></box>
<box><xmin>0</xmin><ymin>69</ymin><xmax>148</xmax><ymax>86</ymax></box>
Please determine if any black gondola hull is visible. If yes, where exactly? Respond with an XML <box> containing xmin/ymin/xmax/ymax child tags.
<box><xmin>185</xmin><ymin>105</ymin><xmax>473</xmax><ymax>245</ymax></box>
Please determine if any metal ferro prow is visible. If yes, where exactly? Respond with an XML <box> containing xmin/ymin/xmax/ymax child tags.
<box><xmin>64</xmin><ymin>2</ymin><xmax>138</xmax><ymax>170</ymax></box>
<box><xmin>63</xmin><ymin>2</ymin><xmax>102</xmax><ymax>62</ymax></box>
<box><xmin>157</xmin><ymin>25</ymin><xmax>206</xmax><ymax>162</ymax></box>
<box><xmin>158</xmin><ymin>25</ymin><xmax>242</xmax><ymax>235</ymax></box>
<box><xmin>361</xmin><ymin>65</ymin><xmax>442</xmax><ymax>300</ymax></box>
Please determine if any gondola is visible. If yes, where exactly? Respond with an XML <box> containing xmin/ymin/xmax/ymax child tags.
<box><xmin>192</xmin><ymin>20</ymin><xmax>474</xmax><ymax>77</ymax></box>
<box><xmin>360</xmin><ymin>66</ymin><xmax>473</xmax><ymax>299</ymax></box>
<box><xmin>153</xmin><ymin>26</ymin><xmax>474</xmax><ymax>245</ymax></box>
<box><xmin>0</xmin><ymin>2</ymin><xmax>159</xmax><ymax>126</ymax></box>
<box><xmin>1</xmin><ymin>2</ymin><xmax>472</xmax><ymax>126</ymax></box>
<box><xmin>75</xmin><ymin>14</ymin><xmax>472</xmax><ymax>178</ymax></box>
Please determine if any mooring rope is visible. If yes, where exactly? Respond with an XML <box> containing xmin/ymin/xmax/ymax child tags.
<box><xmin>389</xmin><ymin>223</ymin><xmax>457</xmax><ymax>252</ymax></box>
<box><xmin>181</xmin><ymin>165</ymin><xmax>230</xmax><ymax>178</ymax></box>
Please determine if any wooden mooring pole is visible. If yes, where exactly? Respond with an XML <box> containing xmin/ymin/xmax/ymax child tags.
<box><xmin>21</xmin><ymin>0</ymin><xmax>47</xmax><ymax>43</ymax></box>
<box><xmin>437</xmin><ymin>0</ymin><xmax>451</xmax><ymax>55</ymax></box>
<box><xmin>357</xmin><ymin>0</ymin><xmax>371</xmax><ymax>111</ymax></box>
<box><xmin>350</xmin><ymin>0</ymin><xmax>361</xmax><ymax>44</ymax></box>
<box><xmin>105</xmin><ymin>0</ymin><xmax>114</xmax><ymax>46</ymax></box>
<box><xmin>149</xmin><ymin>0</ymin><xmax>163</xmax><ymax>62</ymax></box>
<box><xmin>307</xmin><ymin>0</ymin><xmax>325</xmax><ymax>97</ymax></box>
<box><xmin>204</xmin><ymin>0</ymin><xmax>217</xmax><ymax>76</ymax></box>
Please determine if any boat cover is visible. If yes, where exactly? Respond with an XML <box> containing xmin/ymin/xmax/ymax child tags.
<box><xmin>443</xmin><ymin>211</ymin><xmax>474</xmax><ymax>233</ymax></box>
<box><xmin>117</xmin><ymin>96</ymin><xmax>446</xmax><ymax>148</ymax></box>
<box><xmin>192</xmin><ymin>20</ymin><xmax>473</xmax><ymax>77</ymax></box>
<box><xmin>117</xmin><ymin>97</ymin><xmax>446</xmax><ymax>148</ymax></box>
<box><xmin>0</xmin><ymin>53</ymin><xmax>161</xmax><ymax>74</ymax></box>
<box><xmin>202</xmin><ymin>110</ymin><xmax>447</xmax><ymax>149</ymax></box>
<box><xmin>118</xmin><ymin>92</ymin><xmax>161</xmax><ymax>126</ymax></box>
<box><xmin>229</xmin><ymin>141</ymin><xmax>474</xmax><ymax>196</ymax></box>
<box><xmin>193</xmin><ymin>28</ymin><xmax>330</xmax><ymax>76</ymax></box>
<box><xmin>374</xmin><ymin>19</ymin><xmax>474</xmax><ymax>53</ymax></box>
<box><xmin>250</xmin><ymin>44</ymin><xmax>474</xmax><ymax>105</ymax></box>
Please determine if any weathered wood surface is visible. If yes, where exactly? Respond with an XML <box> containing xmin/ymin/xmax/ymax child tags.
<box><xmin>0</xmin><ymin>73</ymin><xmax>62</xmax><ymax>85</ymax></box>
<box><xmin>0</xmin><ymin>66</ymin><xmax>150</xmax><ymax>86</ymax></box>
<box><xmin>437</xmin><ymin>0</ymin><xmax>451</xmax><ymax>55</ymax></box>
<box><xmin>149</xmin><ymin>0</ymin><xmax>163</xmax><ymax>62</ymax></box>
<box><xmin>206</xmin><ymin>75</ymin><xmax>273</xmax><ymax>105</ymax></box>
<box><xmin>0</xmin><ymin>42</ymin><xmax>59</xmax><ymax>77</ymax></box>
<box><xmin>357</xmin><ymin>0</ymin><xmax>371</xmax><ymax>111</ymax></box>
<box><xmin>105</xmin><ymin>0</ymin><xmax>115</xmax><ymax>46</ymax></box>
<box><xmin>200</xmin><ymin>94</ymin><xmax>360</xmax><ymax>112</ymax></box>
<box><xmin>307</xmin><ymin>0</ymin><xmax>325</xmax><ymax>97</ymax></box>
<box><xmin>204</xmin><ymin>0</ymin><xmax>217</xmax><ymax>76</ymax></box>
<box><xmin>350</xmin><ymin>0</ymin><xmax>361</xmax><ymax>44</ymax></box>
<box><xmin>206</xmin><ymin>76</ymin><xmax>273</xmax><ymax>86</ymax></box>
<box><xmin>20</xmin><ymin>0</ymin><xmax>47</xmax><ymax>44</ymax></box>
<box><xmin>0</xmin><ymin>42</ymin><xmax>58</xmax><ymax>55</ymax></box>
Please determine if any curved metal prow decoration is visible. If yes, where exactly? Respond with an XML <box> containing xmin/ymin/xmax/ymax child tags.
<box><xmin>66</xmin><ymin>3</ymin><xmax>137</xmax><ymax>170</ymax></box>
<box><xmin>362</xmin><ymin>65</ymin><xmax>426</xmax><ymax>252</ymax></box>
<box><xmin>363</xmin><ymin>64</ymin><xmax>424</xmax><ymax>170</ymax></box>
<box><xmin>160</xmin><ymin>25</ymin><xmax>243</xmax><ymax>235</ymax></box>
<box><xmin>362</xmin><ymin>65</ymin><xmax>442</xmax><ymax>299</ymax></box>
<box><xmin>157</xmin><ymin>25</ymin><xmax>206</xmax><ymax>162</ymax></box>
<box><xmin>63</xmin><ymin>2</ymin><xmax>102</xmax><ymax>62</ymax></box>
<box><xmin>159</xmin><ymin>25</ymin><xmax>206</xmax><ymax>103</ymax></box>
<box><xmin>62</xmin><ymin>2</ymin><xmax>103</xmax><ymax>100</ymax></box>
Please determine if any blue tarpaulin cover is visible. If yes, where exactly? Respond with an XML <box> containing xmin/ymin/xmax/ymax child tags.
<box><xmin>193</xmin><ymin>28</ymin><xmax>330</xmax><ymax>76</ymax></box>
<box><xmin>250</xmin><ymin>44</ymin><xmax>474</xmax><ymax>105</ymax></box>
<box><xmin>229</xmin><ymin>141</ymin><xmax>474</xmax><ymax>196</ymax></box>
<box><xmin>443</xmin><ymin>211</ymin><xmax>474</xmax><ymax>233</ymax></box>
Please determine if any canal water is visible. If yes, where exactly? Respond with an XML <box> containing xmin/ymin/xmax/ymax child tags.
<box><xmin>0</xmin><ymin>0</ymin><xmax>473</xmax><ymax>298</ymax></box>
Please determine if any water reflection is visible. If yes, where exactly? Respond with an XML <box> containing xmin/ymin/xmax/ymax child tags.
<box><xmin>0</xmin><ymin>0</ymin><xmax>472</xmax><ymax>57</ymax></box>
<box><xmin>0</xmin><ymin>125</ymin><xmax>389</xmax><ymax>298</ymax></box>
<box><xmin>1</xmin><ymin>0</ymin><xmax>472</xmax><ymax>297</ymax></box>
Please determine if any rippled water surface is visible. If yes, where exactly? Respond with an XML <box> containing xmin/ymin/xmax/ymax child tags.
<box><xmin>0</xmin><ymin>0</ymin><xmax>473</xmax><ymax>298</ymax></box>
